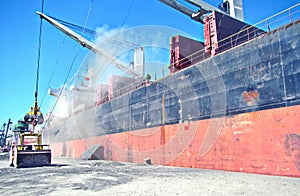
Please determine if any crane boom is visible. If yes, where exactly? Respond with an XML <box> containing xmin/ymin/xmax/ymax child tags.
<box><xmin>37</xmin><ymin>11</ymin><xmax>141</xmax><ymax>78</ymax></box>
<box><xmin>159</xmin><ymin>0</ymin><xmax>222</xmax><ymax>23</ymax></box>
<box><xmin>186</xmin><ymin>0</ymin><xmax>219</xmax><ymax>13</ymax></box>
<box><xmin>160</xmin><ymin>0</ymin><xmax>244</xmax><ymax>22</ymax></box>
<box><xmin>159</xmin><ymin>0</ymin><xmax>196</xmax><ymax>19</ymax></box>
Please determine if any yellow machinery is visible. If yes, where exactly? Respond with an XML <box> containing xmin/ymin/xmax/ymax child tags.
<box><xmin>24</xmin><ymin>96</ymin><xmax>44</xmax><ymax>125</ymax></box>
<box><xmin>9</xmin><ymin>98</ymin><xmax>51</xmax><ymax>168</ymax></box>
<box><xmin>10</xmin><ymin>128</ymin><xmax>51</xmax><ymax>168</ymax></box>
<box><xmin>10</xmin><ymin>3</ymin><xmax>52</xmax><ymax>168</ymax></box>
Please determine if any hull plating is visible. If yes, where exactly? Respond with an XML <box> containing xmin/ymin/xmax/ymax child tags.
<box><xmin>50</xmin><ymin>105</ymin><xmax>300</xmax><ymax>177</ymax></box>
<box><xmin>45</xmin><ymin>20</ymin><xmax>300</xmax><ymax>177</ymax></box>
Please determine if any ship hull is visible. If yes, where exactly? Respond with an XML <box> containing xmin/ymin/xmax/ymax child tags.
<box><xmin>44</xmin><ymin>20</ymin><xmax>300</xmax><ymax>177</ymax></box>
<box><xmin>49</xmin><ymin>104</ymin><xmax>300</xmax><ymax>177</ymax></box>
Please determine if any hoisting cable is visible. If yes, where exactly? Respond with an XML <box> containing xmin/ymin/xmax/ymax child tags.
<box><xmin>42</xmin><ymin>0</ymin><xmax>94</xmax><ymax>129</ymax></box>
<box><xmin>24</xmin><ymin>0</ymin><xmax>45</xmax><ymax>130</ymax></box>
<box><xmin>46</xmin><ymin>12</ymin><xmax>141</xmax><ymax>48</ymax></box>
<box><xmin>40</xmin><ymin>35</ymin><xmax>67</xmax><ymax>108</ymax></box>
<box><xmin>121</xmin><ymin>0</ymin><xmax>136</xmax><ymax>28</ymax></box>
<box><xmin>48</xmin><ymin>16</ymin><xmax>96</xmax><ymax>37</ymax></box>
<box><xmin>35</xmin><ymin>0</ymin><xmax>45</xmax><ymax>103</ymax></box>
<box><xmin>110</xmin><ymin>0</ymin><xmax>137</xmax><ymax>60</ymax></box>
<box><xmin>42</xmin><ymin>46</ymin><xmax>81</xmax><ymax>129</ymax></box>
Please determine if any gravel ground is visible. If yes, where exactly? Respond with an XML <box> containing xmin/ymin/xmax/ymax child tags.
<box><xmin>0</xmin><ymin>154</ymin><xmax>299</xmax><ymax>196</ymax></box>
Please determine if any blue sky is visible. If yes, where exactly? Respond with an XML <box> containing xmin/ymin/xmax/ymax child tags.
<box><xmin>0</xmin><ymin>0</ymin><xmax>299</xmax><ymax>128</ymax></box>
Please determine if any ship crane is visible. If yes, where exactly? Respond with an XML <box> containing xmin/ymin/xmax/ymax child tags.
<box><xmin>159</xmin><ymin>0</ymin><xmax>244</xmax><ymax>23</ymax></box>
<box><xmin>37</xmin><ymin>11</ymin><xmax>141</xmax><ymax>78</ymax></box>
<box><xmin>159</xmin><ymin>0</ymin><xmax>222</xmax><ymax>23</ymax></box>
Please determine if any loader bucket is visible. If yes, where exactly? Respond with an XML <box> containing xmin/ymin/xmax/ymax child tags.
<box><xmin>13</xmin><ymin>149</ymin><xmax>51</xmax><ymax>168</ymax></box>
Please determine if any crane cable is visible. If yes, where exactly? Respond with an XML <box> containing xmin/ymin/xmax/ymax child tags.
<box><xmin>121</xmin><ymin>0</ymin><xmax>136</xmax><ymax>28</ymax></box>
<box><xmin>27</xmin><ymin>0</ymin><xmax>45</xmax><ymax>130</ymax></box>
<box><xmin>42</xmin><ymin>0</ymin><xmax>136</xmax><ymax>128</ymax></box>
<box><xmin>35</xmin><ymin>0</ymin><xmax>45</xmax><ymax>103</ymax></box>
<box><xmin>40</xmin><ymin>35</ymin><xmax>67</xmax><ymax>108</ymax></box>
<box><xmin>42</xmin><ymin>0</ymin><xmax>94</xmax><ymax>129</ymax></box>
<box><xmin>52</xmin><ymin>17</ymin><xmax>141</xmax><ymax>48</ymax></box>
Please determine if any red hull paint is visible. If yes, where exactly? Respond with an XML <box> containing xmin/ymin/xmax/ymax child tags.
<box><xmin>50</xmin><ymin>105</ymin><xmax>300</xmax><ymax>177</ymax></box>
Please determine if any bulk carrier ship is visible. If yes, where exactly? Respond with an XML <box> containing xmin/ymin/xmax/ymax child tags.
<box><xmin>41</xmin><ymin>0</ymin><xmax>300</xmax><ymax>177</ymax></box>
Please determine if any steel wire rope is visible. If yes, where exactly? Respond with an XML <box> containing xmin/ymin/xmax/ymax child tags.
<box><xmin>48</xmin><ymin>16</ymin><xmax>96</xmax><ymax>38</ymax></box>
<box><xmin>47</xmin><ymin>10</ymin><xmax>141</xmax><ymax>48</ymax></box>
<box><xmin>42</xmin><ymin>47</ymin><xmax>82</xmax><ymax>129</ymax></box>
<box><xmin>120</xmin><ymin>0</ymin><xmax>136</xmax><ymax>28</ymax></box>
<box><xmin>35</xmin><ymin>0</ymin><xmax>45</xmax><ymax>102</ymax></box>
<box><xmin>40</xmin><ymin>35</ymin><xmax>67</xmax><ymax>108</ymax></box>
<box><xmin>80</xmin><ymin>0</ymin><xmax>138</xmax><ymax>104</ymax></box>
<box><xmin>94</xmin><ymin>0</ymin><xmax>137</xmax><ymax>104</ymax></box>
<box><xmin>42</xmin><ymin>0</ymin><xmax>94</xmax><ymax>129</ymax></box>
<box><xmin>104</xmin><ymin>0</ymin><xmax>136</xmax><ymax>70</ymax></box>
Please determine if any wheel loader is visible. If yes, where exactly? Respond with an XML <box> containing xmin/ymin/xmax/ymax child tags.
<box><xmin>9</xmin><ymin>120</ymin><xmax>51</xmax><ymax>168</ymax></box>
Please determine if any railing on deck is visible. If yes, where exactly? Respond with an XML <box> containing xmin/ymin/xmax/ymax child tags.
<box><xmin>97</xmin><ymin>3</ymin><xmax>300</xmax><ymax>105</ymax></box>
<box><xmin>150</xmin><ymin>3</ymin><xmax>300</xmax><ymax>79</ymax></box>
